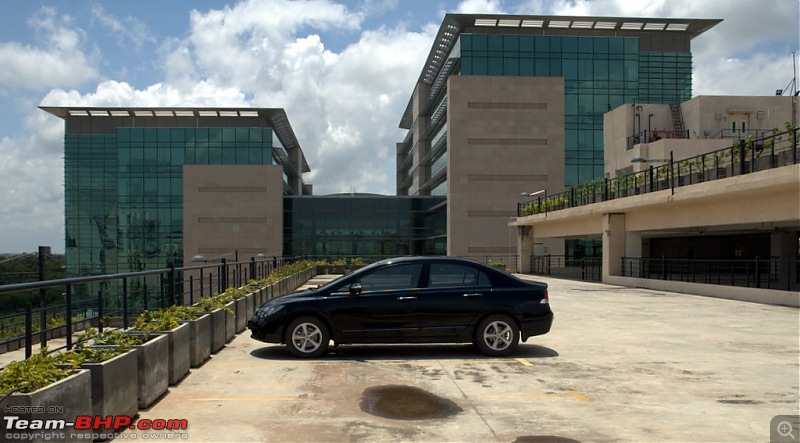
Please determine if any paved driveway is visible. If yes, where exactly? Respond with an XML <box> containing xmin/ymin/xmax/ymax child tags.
<box><xmin>122</xmin><ymin>276</ymin><xmax>799</xmax><ymax>442</ymax></box>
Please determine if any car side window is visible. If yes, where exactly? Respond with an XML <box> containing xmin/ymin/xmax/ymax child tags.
<box><xmin>427</xmin><ymin>263</ymin><xmax>491</xmax><ymax>288</ymax></box>
<box><xmin>352</xmin><ymin>264</ymin><xmax>424</xmax><ymax>292</ymax></box>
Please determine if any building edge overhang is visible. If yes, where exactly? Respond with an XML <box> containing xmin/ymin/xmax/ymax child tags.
<box><xmin>40</xmin><ymin>105</ymin><xmax>311</xmax><ymax>173</ymax></box>
<box><xmin>399</xmin><ymin>13</ymin><xmax>722</xmax><ymax>129</ymax></box>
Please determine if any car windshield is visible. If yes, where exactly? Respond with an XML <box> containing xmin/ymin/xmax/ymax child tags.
<box><xmin>313</xmin><ymin>260</ymin><xmax>386</xmax><ymax>291</ymax></box>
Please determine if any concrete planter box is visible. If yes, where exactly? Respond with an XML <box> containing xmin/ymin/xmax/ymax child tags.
<box><xmin>0</xmin><ymin>339</ymin><xmax>20</xmax><ymax>353</ymax></box>
<box><xmin>207</xmin><ymin>308</ymin><xmax>226</xmax><ymax>354</ymax></box>
<box><xmin>0</xmin><ymin>369</ymin><xmax>92</xmax><ymax>442</ymax></box>
<box><xmin>235</xmin><ymin>297</ymin><xmax>247</xmax><ymax>333</ymax></box>
<box><xmin>81</xmin><ymin>348</ymin><xmax>138</xmax><ymax>421</ymax></box>
<box><xmin>246</xmin><ymin>292</ymin><xmax>256</xmax><ymax>321</ymax></box>
<box><xmin>255</xmin><ymin>288</ymin><xmax>263</xmax><ymax>306</ymax></box>
<box><xmin>128</xmin><ymin>333</ymin><xmax>169</xmax><ymax>408</ymax></box>
<box><xmin>184</xmin><ymin>313</ymin><xmax>211</xmax><ymax>367</ymax></box>
<box><xmin>225</xmin><ymin>301</ymin><xmax>236</xmax><ymax>342</ymax></box>
<box><xmin>152</xmin><ymin>322</ymin><xmax>191</xmax><ymax>386</ymax></box>
<box><xmin>265</xmin><ymin>284</ymin><xmax>273</xmax><ymax>302</ymax></box>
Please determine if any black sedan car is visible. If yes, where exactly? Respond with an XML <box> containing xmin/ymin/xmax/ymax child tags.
<box><xmin>248</xmin><ymin>257</ymin><xmax>553</xmax><ymax>357</ymax></box>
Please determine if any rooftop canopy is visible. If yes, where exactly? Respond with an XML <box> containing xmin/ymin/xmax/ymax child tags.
<box><xmin>399</xmin><ymin>13</ymin><xmax>722</xmax><ymax>129</ymax></box>
<box><xmin>41</xmin><ymin>106</ymin><xmax>311</xmax><ymax>173</ymax></box>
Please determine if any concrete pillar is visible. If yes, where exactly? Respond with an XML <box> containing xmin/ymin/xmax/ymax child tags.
<box><xmin>771</xmin><ymin>230</ymin><xmax>797</xmax><ymax>289</ymax></box>
<box><xmin>602</xmin><ymin>213</ymin><xmax>626</xmax><ymax>279</ymax></box>
<box><xmin>517</xmin><ymin>226</ymin><xmax>534</xmax><ymax>273</ymax></box>
<box><xmin>625</xmin><ymin>231</ymin><xmax>643</xmax><ymax>259</ymax></box>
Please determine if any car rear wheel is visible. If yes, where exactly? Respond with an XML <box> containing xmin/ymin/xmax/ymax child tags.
<box><xmin>285</xmin><ymin>316</ymin><xmax>330</xmax><ymax>358</ymax></box>
<box><xmin>475</xmin><ymin>314</ymin><xmax>519</xmax><ymax>356</ymax></box>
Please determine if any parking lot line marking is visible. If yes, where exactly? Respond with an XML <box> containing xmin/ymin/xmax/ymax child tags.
<box><xmin>566</xmin><ymin>390</ymin><xmax>590</xmax><ymax>402</ymax></box>
<box><xmin>515</xmin><ymin>358</ymin><xmax>533</xmax><ymax>366</ymax></box>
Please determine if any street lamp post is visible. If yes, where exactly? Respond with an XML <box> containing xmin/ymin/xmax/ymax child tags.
<box><xmin>520</xmin><ymin>189</ymin><xmax>546</xmax><ymax>215</ymax></box>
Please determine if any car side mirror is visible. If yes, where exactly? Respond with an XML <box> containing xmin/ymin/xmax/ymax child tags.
<box><xmin>349</xmin><ymin>283</ymin><xmax>363</xmax><ymax>296</ymax></box>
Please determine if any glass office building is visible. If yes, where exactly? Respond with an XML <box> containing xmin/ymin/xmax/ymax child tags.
<box><xmin>458</xmin><ymin>33</ymin><xmax>692</xmax><ymax>185</ymax></box>
<box><xmin>397</xmin><ymin>14</ymin><xmax>720</xmax><ymax>258</ymax></box>
<box><xmin>43</xmin><ymin>107</ymin><xmax>309</xmax><ymax>277</ymax></box>
<box><xmin>284</xmin><ymin>195</ymin><xmax>446</xmax><ymax>257</ymax></box>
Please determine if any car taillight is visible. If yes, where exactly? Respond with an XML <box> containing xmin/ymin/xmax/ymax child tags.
<box><xmin>540</xmin><ymin>289</ymin><xmax>549</xmax><ymax>304</ymax></box>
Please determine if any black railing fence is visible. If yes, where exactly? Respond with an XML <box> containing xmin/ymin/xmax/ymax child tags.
<box><xmin>0</xmin><ymin>255</ymin><xmax>290</xmax><ymax>358</ymax></box>
<box><xmin>531</xmin><ymin>255</ymin><xmax>602</xmax><ymax>282</ymax></box>
<box><xmin>621</xmin><ymin>256</ymin><xmax>799</xmax><ymax>291</ymax></box>
<box><xmin>519</xmin><ymin>128</ymin><xmax>799</xmax><ymax>217</ymax></box>
<box><xmin>529</xmin><ymin>255</ymin><xmax>799</xmax><ymax>290</ymax></box>
<box><xmin>457</xmin><ymin>255</ymin><xmax>519</xmax><ymax>272</ymax></box>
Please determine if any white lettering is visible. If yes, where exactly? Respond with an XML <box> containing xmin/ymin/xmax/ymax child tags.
<box><xmin>2</xmin><ymin>416</ymin><xmax>66</xmax><ymax>430</ymax></box>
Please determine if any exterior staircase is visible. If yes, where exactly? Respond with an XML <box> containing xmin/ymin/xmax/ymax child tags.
<box><xmin>669</xmin><ymin>103</ymin><xmax>685</xmax><ymax>137</ymax></box>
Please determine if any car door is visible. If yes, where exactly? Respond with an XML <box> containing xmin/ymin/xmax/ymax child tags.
<box><xmin>333</xmin><ymin>262</ymin><xmax>424</xmax><ymax>341</ymax></box>
<box><xmin>418</xmin><ymin>262</ymin><xmax>490</xmax><ymax>338</ymax></box>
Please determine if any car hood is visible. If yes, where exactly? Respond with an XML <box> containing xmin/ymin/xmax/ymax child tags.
<box><xmin>261</xmin><ymin>288</ymin><xmax>325</xmax><ymax>307</ymax></box>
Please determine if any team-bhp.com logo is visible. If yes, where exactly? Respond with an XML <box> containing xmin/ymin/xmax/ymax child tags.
<box><xmin>4</xmin><ymin>415</ymin><xmax>188</xmax><ymax>440</ymax></box>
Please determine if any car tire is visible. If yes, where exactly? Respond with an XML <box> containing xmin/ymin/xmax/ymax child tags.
<box><xmin>285</xmin><ymin>316</ymin><xmax>330</xmax><ymax>358</ymax></box>
<box><xmin>474</xmin><ymin>314</ymin><xmax>519</xmax><ymax>357</ymax></box>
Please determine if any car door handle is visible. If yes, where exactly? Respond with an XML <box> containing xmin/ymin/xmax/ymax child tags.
<box><xmin>462</xmin><ymin>293</ymin><xmax>483</xmax><ymax>298</ymax></box>
<box><xmin>397</xmin><ymin>296</ymin><xmax>418</xmax><ymax>301</ymax></box>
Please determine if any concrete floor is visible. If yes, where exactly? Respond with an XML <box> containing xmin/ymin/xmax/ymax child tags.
<box><xmin>113</xmin><ymin>275</ymin><xmax>799</xmax><ymax>442</ymax></box>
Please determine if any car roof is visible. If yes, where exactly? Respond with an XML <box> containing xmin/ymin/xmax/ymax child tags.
<box><xmin>373</xmin><ymin>256</ymin><xmax>483</xmax><ymax>265</ymax></box>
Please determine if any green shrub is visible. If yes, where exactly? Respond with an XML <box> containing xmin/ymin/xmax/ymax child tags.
<box><xmin>131</xmin><ymin>309</ymin><xmax>180</xmax><ymax>338</ymax></box>
<box><xmin>0</xmin><ymin>348</ymin><xmax>73</xmax><ymax>395</ymax></box>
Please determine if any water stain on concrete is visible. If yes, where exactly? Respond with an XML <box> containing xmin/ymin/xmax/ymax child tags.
<box><xmin>513</xmin><ymin>436</ymin><xmax>581</xmax><ymax>443</ymax></box>
<box><xmin>718</xmin><ymin>399</ymin><xmax>764</xmax><ymax>405</ymax></box>
<box><xmin>360</xmin><ymin>385</ymin><xmax>462</xmax><ymax>420</ymax></box>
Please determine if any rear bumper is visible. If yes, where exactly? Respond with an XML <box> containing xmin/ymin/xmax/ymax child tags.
<box><xmin>521</xmin><ymin>311</ymin><xmax>553</xmax><ymax>341</ymax></box>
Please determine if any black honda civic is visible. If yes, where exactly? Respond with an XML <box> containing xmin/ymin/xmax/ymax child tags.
<box><xmin>248</xmin><ymin>256</ymin><xmax>553</xmax><ymax>357</ymax></box>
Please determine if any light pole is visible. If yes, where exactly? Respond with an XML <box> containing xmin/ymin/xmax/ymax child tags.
<box><xmin>521</xmin><ymin>189</ymin><xmax>546</xmax><ymax>215</ymax></box>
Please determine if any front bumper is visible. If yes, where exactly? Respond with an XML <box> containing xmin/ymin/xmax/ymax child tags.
<box><xmin>247</xmin><ymin>315</ymin><xmax>284</xmax><ymax>344</ymax></box>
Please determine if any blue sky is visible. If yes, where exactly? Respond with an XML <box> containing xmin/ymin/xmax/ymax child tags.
<box><xmin>0</xmin><ymin>0</ymin><xmax>798</xmax><ymax>253</ymax></box>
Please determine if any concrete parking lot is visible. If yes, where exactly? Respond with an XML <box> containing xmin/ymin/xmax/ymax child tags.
<box><xmin>121</xmin><ymin>276</ymin><xmax>799</xmax><ymax>442</ymax></box>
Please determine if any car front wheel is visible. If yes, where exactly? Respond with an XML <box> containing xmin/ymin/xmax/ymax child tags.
<box><xmin>475</xmin><ymin>314</ymin><xmax>519</xmax><ymax>357</ymax></box>
<box><xmin>285</xmin><ymin>316</ymin><xmax>330</xmax><ymax>358</ymax></box>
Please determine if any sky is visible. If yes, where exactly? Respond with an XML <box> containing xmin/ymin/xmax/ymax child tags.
<box><xmin>0</xmin><ymin>0</ymin><xmax>797</xmax><ymax>254</ymax></box>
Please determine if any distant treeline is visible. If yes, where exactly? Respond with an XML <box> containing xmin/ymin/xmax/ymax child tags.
<box><xmin>0</xmin><ymin>254</ymin><xmax>66</xmax><ymax>315</ymax></box>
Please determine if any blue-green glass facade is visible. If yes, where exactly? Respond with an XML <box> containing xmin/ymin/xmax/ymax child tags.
<box><xmin>284</xmin><ymin>196</ymin><xmax>446</xmax><ymax>258</ymax></box>
<box><xmin>459</xmin><ymin>33</ymin><xmax>692</xmax><ymax>186</ymax></box>
<box><xmin>65</xmin><ymin>127</ymin><xmax>275</xmax><ymax>277</ymax></box>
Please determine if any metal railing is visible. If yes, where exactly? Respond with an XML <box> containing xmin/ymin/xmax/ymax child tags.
<box><xmin>621</xmin><ymin>256</ymin><xmax>799</xmax><ymax>291</ymax></box>
<box><xmin>531</xmin><ymin>255</ymin><xmax>602</xmax><ymax>281</ymax></box>
<box><xmin>627</xmin><ymin>129</ymin><xmax>689</xmax><ymax>150</ymax></box>
<box><xmin>0</xmin><ymin>255</ymin><xmax>290</xmax><ymax>358</ymax></box>
<box><xmin>457</xmin><ymin>255</ymin><xmax>519</xmax><ymax>273</ymax></box>
<box><xmin>519</xmin><ymin>128</ymin><xmax>799</xmax><ymax>217</ymax></box>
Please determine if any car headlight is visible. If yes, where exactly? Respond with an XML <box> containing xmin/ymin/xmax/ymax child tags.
<box><xmin>256</xmin><ymin>305</ymin><xmax>283</xmax><ymax>318</ymax></box>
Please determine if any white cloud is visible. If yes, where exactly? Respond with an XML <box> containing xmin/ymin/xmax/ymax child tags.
<box><xmin>42</xmin><ymin>80</ymin><xmax>248</xmax><ymax>108</ymax></box>
<box><xmin>32</xmin><ymin>0</ymin><xmax>435</xmax><ymax>202</ymax></box>
<box><xmin>508</xmin><ymin>0</ymin><xmax>800</xmax><ymax>96</ymax></box>
<box><xmin>455</xmin><ymin>0</ymin><xmax>505</xmax><ymax>13</ymax></box>
<box><xmin>3</xmin><ymin>0</ymin><xmax>798</xmax><ymax>253</ymax></box>
<box><xmin>90</xmin><ymin>4</ymin><xmax>157</xmax><ymax>51</ymax></box>
<box><xmin>0</xmin><ymin>7</ymin><xmax>97</xmax><ymax>90</ymax></box>
<box><xmin>186</xmin><ymin>0</ymin><xmax>363</xmax><ymax>90</ymax></box>
<box><xmin>0</xmin><ymin>116</ymin><xmax>65</xmax><ymax>252</ymax></box>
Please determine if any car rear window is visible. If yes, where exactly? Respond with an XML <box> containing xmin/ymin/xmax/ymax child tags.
<box><xmin>427</xmin><ymin>263</ymin><xmax>490</xmax><ymax>288</ymax></box>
